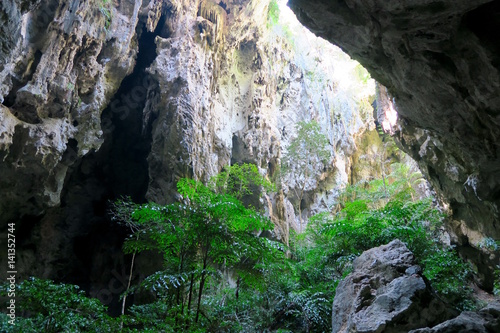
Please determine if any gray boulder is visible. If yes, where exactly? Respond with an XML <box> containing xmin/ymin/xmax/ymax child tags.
<box><xmin>409</xmin><ymin>302</ymin><xmax>500</xmax><ymax>333</ymax></box>
<box><xmin>332</xmin><ymin>240</ymin><xmax>453</xmax><ymax>333</ymax></box>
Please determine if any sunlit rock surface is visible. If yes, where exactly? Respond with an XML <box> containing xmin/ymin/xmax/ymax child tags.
<box><xmin>118</xmin><ymin>0</ymin><xmax>378</xmax><ymax>233</ymax></box>
<box><xmin>289</xmin><ymin>0</ymin><xmax>500</xmax><ymax>288</ymax></box>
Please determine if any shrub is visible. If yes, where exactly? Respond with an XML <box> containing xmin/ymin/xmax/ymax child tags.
<box><xmin>0</xmin><ymin>277</ymin><xmax>119</xmax><ymax>333</ymax></box>
<box><xmin>303</xmin><ymin>179</ymin><xmax>474</xmax><ymax>311</ymax></box>
<box><xmin>267</xmin><ymin>0</ymin><xmax>280</xmax><ymax>26</ymax></box>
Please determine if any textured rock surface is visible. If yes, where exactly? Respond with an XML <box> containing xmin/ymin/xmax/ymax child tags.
<box><xmin>410</xmin><ymin>302</ymin><xmax>500</xmax><ymax>333</ymax></box>
<box><xmin>143</xmin><ymin>0</ymin><xmax>377</xmax><ymax>233</ymax></box>
<box><xmin>0</xmin><ymin>0</ymin><xmax>377</xmax><ymax>227</ymax></box>
<box><xmin>0</xmin><ymin>0</ymin><xmax>149</xmax><ymax>221</ymax></box>
<box><xmin>0</xmin><ymin>0</ymin><xmax>382</xmax><ymax>309</ymax></box>
<box><xmin>0</xmin><ymin>2</ymin><xmax>170</xmax><ymax>309</ymax></box>
<box><xmin>332</xmin><ymin>240</ymin><xmax>453</xmax><ymax>333</ymax></box>
<box><xmin>0</xmin><ymin>0</ymin><xmax>39</xmax><ymax>68</ymax></box>
<box><xmin>288</xmin><ymin>0</ymin><xmax>500</xmax><ymax>287</ymax></box>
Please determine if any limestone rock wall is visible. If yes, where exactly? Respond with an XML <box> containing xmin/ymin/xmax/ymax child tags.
<box><xmin>0</xmin><ymin>0</ymin><xmax>155</xmax><ymax>222</ymax></box>
<box><xmin>143</xmin><ymin>0</ymin><xmax>377</xmax><ymax>232</ymax></box>
<box><xmin>0</xmin><ymin>0</ymin><xmax>379</xmax><ymax>232</ymax></box>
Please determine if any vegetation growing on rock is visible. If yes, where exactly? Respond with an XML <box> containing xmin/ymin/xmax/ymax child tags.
<box><xmin>281</xmin><ymin>120</ymin><xmax>332</xmax><ymax>231</ymax></box>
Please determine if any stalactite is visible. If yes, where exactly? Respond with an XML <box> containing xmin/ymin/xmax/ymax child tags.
<box><xmin>198</xmin><ymin>1</ymin><xmax>227</xmax><ymax>45</ymax></box>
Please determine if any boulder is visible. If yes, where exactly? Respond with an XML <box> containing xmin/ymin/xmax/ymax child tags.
<box><xmin>409</xmin><ymin>302</ymin><xmax>500</xmax><ymax>333</ymax></box>
<box><xmin>332</xmin><ymin>240</ymin><xmax>453</xmax><ymax>333</ymax></box>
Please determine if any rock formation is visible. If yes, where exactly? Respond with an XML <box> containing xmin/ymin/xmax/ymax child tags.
<box><xmin>410</xmin><ymin>301</ymin><xmax>500</xmax><ymax>333</ymax></box>
<box><xmin>143</xmin><ymin>0</ymin><xmax>378</xmax><ymax>232</ymax></box>
<box><xmin>0</xmin><ymin>0</ymin><xmax>147</xmax><ymax>221</ymax></box>
<box><xmin>1</xmin><ymin>0</ymin><xmax>498</xmax><ymax>326</ymax></box>
<box><xmin>0</xmin><ymin>0</ymin><xmax>384</xmax><ymax>310</ymax></box>
<box><xmin>288</xmin><ymin>0</ymin><xmax>500</xmax><ymax>289</ymax></box>
<box><xmin>332</xmin><ymin>240</ymin><xmax>454</xmax><ymax>333</ymax></box>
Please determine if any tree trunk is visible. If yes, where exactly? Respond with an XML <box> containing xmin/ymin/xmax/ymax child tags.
<box><xmin>187</xmin><ymin>273</ymin><xmax>194</xmax><ymax>312</ymax></box>
<box><xmin>185</xmin><ymin>272</ymin><xmax>195</xmax><ymax>330</ymax></box>
<box><xmin>119</xmin><ymin>250</ymin><xmax>136</xmax><ymax>330</ymax></box>
<box><xmin>195</xmin><ymin>251</ymin><xmax>209</xmax><ymax>323</ymax></box>
<box><xmin>235</xmin><ymin>277</ymin><xmax>241</xmax><ymax>300</ymax></box>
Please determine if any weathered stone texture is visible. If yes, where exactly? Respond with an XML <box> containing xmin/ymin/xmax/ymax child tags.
<box><xmin>144</xmin><ymin>0</ymin><xmax>378</xmax><ymax>233</ymax></box>
<box><xmin>332</xmin><ymin>240</ymin><xmax>454</xmax><ymax>333</ymax></box>
<box><xmin>0</xmin><ymin>0</ymin><xmax>379</xmax><ymax>293</ymax></box>
<box><xmin>0</xmin><ymin>0</ymin><xmax>165</xmax><ymax>221</ymax></box>
<box><xmin>410</xmin><ymin>302</ymin><xmax>500</xmax><ymax>333</ymax></box>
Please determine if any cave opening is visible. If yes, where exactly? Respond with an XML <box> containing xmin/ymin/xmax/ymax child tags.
<box><xmin>51</xmin><ymin>15</ymin><xmax>169</xmax><ymax>314</ymax></box>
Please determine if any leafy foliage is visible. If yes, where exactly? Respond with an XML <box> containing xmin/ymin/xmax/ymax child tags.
<box><xmin>0</xmin><ymin>277</ymin><xmax>119</xmax><ymax>333</ymax></box>
<box><xmin>110</xmin><ymin>165</ymin><xmax>283</xmax><ymax>331</ymax></box>
<box><xmin>281</xmin><ymin>121</ymin><xmax>332</xmax><ymax>228</ymax></box>
<box><xmin>353</xmin><ymin>63</ymin><xmax>371</xmax><ymax>85</ymax></box>
<box><xmin>2</xmin><ymin>163</ymin><xmax>480</xmax><ymax>332</ymax></box>
<box><xmin>300</xmin><ymin>177</ymin><xmax>474</xmax><ymax>311</ymax></box>
<box><xmin>282</xmin><ymin>121</ymin><xmax>331</xmax><ymax>178</ymax></box>
<box><xmin>267</xmin><ymin>0</ymin><xmax>280</xmax><ymax>26</ymax></box>
<box><xmin>209</xmin><ymin>163</ymin><xmax>275</xmax><ymax>200</ymax></box>
<box><xmin>340</xmin><ymin>162</ymin><xmax>424</xmax><ymax>206</ymax></box>
<box><xmin>98</xmin><ymin>0</ymin><xmax>112</xmax><ymax>30</ymax></box>
<box><xmin>494</xmin><ymin>266</ymin><xmax>500</xmax><ymax>296</ymax></box>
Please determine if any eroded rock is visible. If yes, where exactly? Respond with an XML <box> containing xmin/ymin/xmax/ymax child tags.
<box><xmin>410</xmin><ymin>302</ymin><xmax>500</xmax><ymax>333</ymax></box>
<box><xmin>332</xmin><ymin>240</ymin><xmax>453</xmax><ymax>333</ymax></box>
<box><xmin>144</xmin><ymin>0</ymin><xmax>378</xmax><ymax>232</ymax></box>
<box><xmin>0</xmin><ymin>0</ymin><xmax>148</xmax><ymax>221</ymax></box>
<box><xmin>0</xmin><ymin>0</ymin><xmax>404</xmax><ymax>308</ymax></box>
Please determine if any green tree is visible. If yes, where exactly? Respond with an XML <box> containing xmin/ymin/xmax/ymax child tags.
<box><xmin>267</xmin><ymin>0</ymin><xmax>280</xmax><ymax>27</ymax></box>
<box><xmin>112</xmin><ymin>166</ymin><xmax>281</xmax><ymax>331</ymax></box>
<box><xmin>210</xmin><ymin>163</ymin><xmax>275</xmax><ymax>200</ymax></box>
<box><xmin>4</xmin><ymin>163</ymin><xmax>477</xmax><ymax>332</ymax></box>
<box><xmin>281</xmin><ymin>121</ymin><xmax>332</xmax><ymax>231</ymax></box>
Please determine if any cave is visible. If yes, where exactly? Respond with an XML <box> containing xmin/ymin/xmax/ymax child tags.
<box><xmin>1</xmin><ymin>0</ymin><xmax>499</xmax><ymax>331</ymax></box>
<box><xmin>49</xmin><ymin>15</ymin><xmax>169</xmax><ymax>313</ymax></box>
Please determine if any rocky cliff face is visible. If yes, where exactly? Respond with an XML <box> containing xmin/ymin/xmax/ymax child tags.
<box><xmin>143</xmin><ymin>0</ymin><xmax>378</xmax><ymax>234</ymax></box>
<box><xmin>288</xmin><ymin>0</ymin><xmax>500</xmax><ymax>288</ymax></box>
<box><xmin>0</xmin><ymin>0</ymin><xmax>148</xmax><ymax>221</ymax></box>
<box><xmin>0</xmin><ymin>0</ymin><xmax>167</xmax><ymax>306</ymax></box>
<box><xmin>0</xmin><ymin>0</ymin><xmax>380</xmax><ymax>308</ymax></box>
